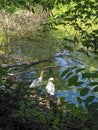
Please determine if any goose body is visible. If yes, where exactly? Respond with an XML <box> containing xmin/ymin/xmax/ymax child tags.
<box><xmin>29</xmin><ymin>71</ymin><xmax>44</xmax><ymax>88</ymax></box>
<box><xmin>46</xmin><ymin>77</ymin><xmax>55</xmax><ymax>95</ymax></box>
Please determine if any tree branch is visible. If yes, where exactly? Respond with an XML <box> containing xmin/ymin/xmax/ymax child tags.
<box><xmin>1</xmin><ymin>53</ymin><xmax>67</xmax><ymax>69</ymax></box>
<box><xmin>16</xmin><ymin>65</ymin><xmax>72</xmax><ymax>75</ymax></box>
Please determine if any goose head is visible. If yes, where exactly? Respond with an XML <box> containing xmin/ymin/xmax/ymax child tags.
<box><xmin>48</xmin><ymin>77</ymin><xmax>54</xmax><ymax>82</ymax></box>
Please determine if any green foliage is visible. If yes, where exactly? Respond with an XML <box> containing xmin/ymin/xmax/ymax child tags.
<box><xmin>60</xmin><ymin>66</ymin><xmax>98</xmax><ymax>129</ymax></box>
<box><xmin>85</xmin><ymin>96</ymin><xmax>95</xmax><ymax>104</ymax></box>
<box><xmin>0</xmin><ymin>0</ymin><xmax>98</xmax><ymax>129</ymax></box>
<box><xmin>1</xmin><ymin>66</ymin><xmax>96</xmax><ymax>130</ymax></box>
<box><xmin>40</xmin><ymin>0</ymin><xmax>98</xmax><ymax>53</ymax></box>
<box><xmin>0</xmin><ymin>0</ymin><xmax>36</xmax><ymax>12</ymax></box>
<box><xmin>82</xmin><ymin>72</ymin><xmax>98</xmax><ymax>78</ymax></box>
<box><xmin>61</xmin><ymin>69</ymin><xmax>71</xmax><ymax>78</ymax></box>
<box><xmin>0</xmin><ymin>66</ymin><xmax>7</xmax><ymax>77</ymax></box>
<box><xmin>68</xmin><ymin>75</ymin><xmax>78</xmax><ymax>86</ymax></box>
<box><xmin>77</xmin><ymin>97</ymin><xmax>82</xmax><ymax>104</ymax></box>
<box><xmin>87</xmin><ymin>102</ymin><xmax>98</xmax><ymax>121</ymax></box>
<box><xmin>93</xmin><ymin>86</ymin><xmax>98</xmax><ymax>92</ymax></box>
<box><xmin>80</xmin><ymin>88</ymin><xmax>89</xmax><ymax>96</ymax></box>
<box><xmin>0</xmin><ymin>0</ymin><xmax>98</xmax><ymax>52</ymax></box>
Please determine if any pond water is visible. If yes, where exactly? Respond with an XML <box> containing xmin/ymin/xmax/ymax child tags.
<box><xmin>0</xmin><ymin>30</ymin><xmax>98</xmax><ymax>106</ymax></box>
<box><xmin>55</xmin><ymin>50</ymin><xmax>98</xmax><ymax>106</ymax></box>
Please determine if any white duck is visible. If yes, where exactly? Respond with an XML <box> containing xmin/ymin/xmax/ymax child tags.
<box><xmin>46</xmin><ymin>77</ymin><xmax>55</xmax><ymax>96</ymax></box>
<box><xmin>29</xmin><ymin>71</ymin><xmax>44</xmax><ymax>88</ymax></box>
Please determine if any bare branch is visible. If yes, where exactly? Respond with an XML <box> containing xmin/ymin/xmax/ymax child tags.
<box><xmin>1</xmin><ymin>53</ymin><xmax>67</xmax><ymax>69</ymax></box>
<box><xmin>15</xmin><ymin>65</ymin><xmax>72</xmax><ymax>75</ymax></box>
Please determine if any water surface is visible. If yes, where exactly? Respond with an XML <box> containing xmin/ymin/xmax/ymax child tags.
<box><xmin>0</xmin><ymin>30</ymin><xmax>98</xmax><ymax>105</ymax></box>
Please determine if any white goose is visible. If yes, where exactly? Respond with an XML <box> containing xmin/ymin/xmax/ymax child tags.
<box><xmin>29</xmin><ymin>71</ymin><xmax>44</xmax><ymax>88</ymax></box>
<box><xmin>46</xmin><ymin>77</ymin><xmax>55</xmax><ymax>96</ymax></box>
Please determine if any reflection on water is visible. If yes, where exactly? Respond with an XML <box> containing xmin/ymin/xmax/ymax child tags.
<box><xmin>0</xmin><ymin>31</ymin><xmax>60</xmax><ymax>64</ymax></box>
<box><xmin>57</xmin><ymin>90</ymin><xmax>79</xmax><ymax>105</ymax></box>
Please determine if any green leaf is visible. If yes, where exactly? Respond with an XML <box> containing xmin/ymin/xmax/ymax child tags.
<box><xmin>68</xmin><ymin>76</ymin><xmax>78</xmax><ymax>86</ymax></box>
<box><xmin>65</xmin><ymin>71</ymin><xmax>73</xmax><ymax>79</ymax></box>
<box><xmin>93</xmin><ymin>86</ymin><xmax>98</xmax><ymax>92</ymax></box>
<box><xmin>77</xmin><ymin>97</ymin><xmax>83</xmax><ymax>104</ymax></box>
<box><xmin>60</xmin><ymin>69</ymin><xmax>70</xmax><ymax>77</ymax></box>
<box><xmin>84</xmin><ymin>128</ymin><xmax>89</xmax><ymax>130</ymax></box>
<box><xmin>92</xmin><ymin>72</ymin><xmax>98</xmax><ymax>78</ymax></box>
<box><xmin>67</xmin><ymin>103</ymin><xmax>76</xmax><ymax>109</ymax></box>
<box><xmin>89</xmin><ymin>102</ymin><xmax>98</xmax><ymax>110</ymax></box>
<box><xmin>19</xmin><ymin>100</ymin><xmax>25</xmax><ymax>109</ymax></box>
<box><xmin>88</xmin><ymin>102</ymin><xmax>98</xmax><ymax>118</ymax></box>
<box><xmin>53</xmin><ymin>116</ymin><xmax>60</xmax><ymax>126</ymax></box>
<box><xmin>82</xmin><ymin>71</ymin><xmax>98</xmax><ymax>78</ymax></box>
<box><xmin>80</xmin><ymin>88</ymin><xmax>89</xmax><ymax>96</ymax></box>
<box><xmin>60</xmin><ymin>96</ymin><xmax>66</xmax><ymax>105</ymax></box>
<box><xmin>85</xmin><ymin>96</ymin><xmax>95</xmax><ymax>104</ymax></box>
<box><xmin>76</xmin><ymin>68</ymin><xmax>85</xmax><ymax>73</ymax></box>
<box><xmin>73</xmin><ymin>107</ymin><xmax>79</xmax><ymax>117</ymax></box>
<box><xmin>89</xmin><ymin>82</ymin><xmax>98</xmax><ymax>86</ymax></box>
<box><xmin>0</xmin><ymin>66</ymin><xmax>7</xmax><ymax>76</ymax></box>
<box><xmin>91</xmin><ymin>112</ymin><xmax>98</xmax><ymax>124</ymax></box>
<box><xmin>74</xmin><ymin>81</ymin><xmax>84</xmax><ymax>86</ymax></box>
<box><xmin>82</xmin><ymin>73</ymin><xmax>92</xmax><ymax>78</ymax></box>
<box><xmin>51</xmin><ymin>126</ymin><xmax>59</xmax><ymax>130</ymax></box>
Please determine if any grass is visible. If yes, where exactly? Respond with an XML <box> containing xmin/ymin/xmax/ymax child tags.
<box><xmin>0</xmin><ymin>7</ymin><xmax>48</xmax><ymax>39</ymax></box>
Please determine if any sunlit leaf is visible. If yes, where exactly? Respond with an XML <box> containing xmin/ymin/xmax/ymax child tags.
<box><xmin>89</xmin><ymin>67</ymin><xmax>96</xmax><ymax>71</ymax></box>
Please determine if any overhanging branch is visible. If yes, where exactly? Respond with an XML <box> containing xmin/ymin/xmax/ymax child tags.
<box><xmin>1</xmin><ymin>53</ymin><xmax>67</xmax><ymax>69</ymax></box>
